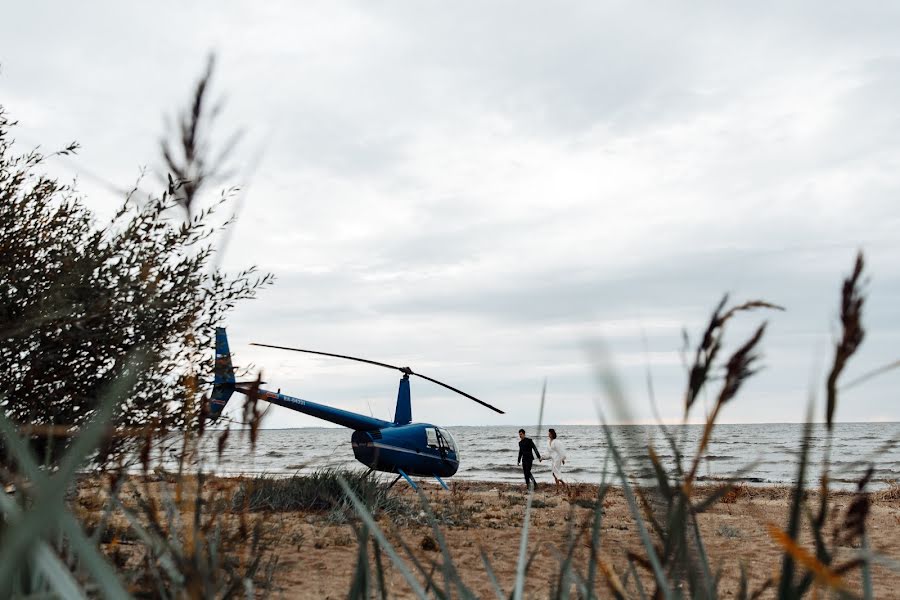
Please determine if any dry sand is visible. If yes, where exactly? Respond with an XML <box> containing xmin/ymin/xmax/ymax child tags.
<box><xmin>264</xmin><ymin>481</ymin><xmax>900</xmax><ymax>599</ymax></box>
<box><xmin>76</xmin><ymin>477</ymin><xmax>900</xmax><ymax>598</ymax></box>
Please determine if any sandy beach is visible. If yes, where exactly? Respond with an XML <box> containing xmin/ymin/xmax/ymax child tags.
<box><xmin>75</xmin><ymin>476</ymin><xmax>900</xmax><ymax>598</ymax></box>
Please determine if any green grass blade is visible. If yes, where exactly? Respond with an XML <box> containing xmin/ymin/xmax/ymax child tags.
<box><xmin>384</xmin><ymin>519</ymin><xmax>432</xmax><ymax>582</ymax></box>
<box><xmin>535</xmin><ymin>378</ymin><xmax>547</xmax><ymax>438</ymax></box>
<box><xmin>414</xmin><ymin>488</ymin><xmax>468</xmax><ymax>597</ymax></box>
<box><xmin>347</xmin><ymin>524</ymin><xmax>371</xmax><ymax>599</ymax></box>
<box><xmin>113</xmin><ymin>497</ymin><xmax>184</xmax><ymax>585</ymax></box>
<box><xmin>0</xmin><ymin>355</ymin><xmax>142</xmax><ymax>595</ymax></box>
<box><xmin>479</xmin><ymin>549</ymin><xmax>506</xmax><ymax>600</ymax></box>
<box><xmin>337</xmin><ymin>477</ymin><xmax>428</xmax><ymax>598</ymax></box>
<box><xmin>585</xmin><ymin>483</ymin><xmax>610</xmax><ymax>600</ymax></box>
<box><xmin>603</xmin><ymin>423</ymin><xmax>672</xmax><ymax>599</ymax></box>
<box><xmin>737</xmin><ymin>563</ymin><xmax>749</xmax><ymax>600</ymax></box>
<box><xmin>0</xmin><ymin>490</ymin><xmax>88</xmax><ymax>600</ymax></box>
<box><xmin>58</xmin><ymin>513</ymin><xmax>132</xmax><ymax>599</ymax></box>
<box><xmin>548</xmin><ymin>546</ymin><xmax>576</xmax><ymax>599</ymax></box>
<box><xmin>373</xmin><ymin>536</ymin><xmax>388</xmax><ymax>600</ymax></box>
<box><xmin>689</xmin><ymin>513</ymin><xmax>716</xmax><ymax>600</ymax></box>
<box><xmin>646</xmin><ymin>447</ymin><xmax>672</xmax><ymax>501</ymax></box>
<box><xmin>777</xmin><ymin>413</ymin><xmax>814</xmax><ymax>598</ymax></box>
<box><xmin>861</xmin><ymin>533</ymin><xmax>874</xmax><ymax>600</ymax></box>
<box><xmin>592</xmin><ymin>362</ymin><xmax>672</xmax><ymax>598</ymax></box>
<box><xmin>565</xmin><ymin>570</ymin><xmax>591</xmax><ymax>600</ymax></box>
<box><xmin>512</xmin><ymin>487</ymin><xmax>534</xmax><ymax>600</ymax></box>
<box><xmin>856</xmin><ymin>548</ymin><xmax>900</xmax><ymax>573</ymax></box>
<box><xmin>628</xmin><ymin>559</ymin><xmax>649</xmax><ymax>600</ymax></box>
<box><xmin>0</xmin><ymin>416</ymin><xmax>130</xmax><ymax>598</ymax></box>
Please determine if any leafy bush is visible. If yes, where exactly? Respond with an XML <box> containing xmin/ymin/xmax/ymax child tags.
<box><xmin>0</xmin><ymin>103</ymin><xmax>270</xmax><ymax>464</ymax></box>
<box><xmin>0</xmin><ymin>60</ymin><xmax>278</xmax><ymax>598</ymax></box>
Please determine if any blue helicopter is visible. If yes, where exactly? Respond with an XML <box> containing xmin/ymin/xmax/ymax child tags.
<box><xmin>208</xmin><ymin>328</ymin><xmax>504</xmax><ymax>489</ymax></box>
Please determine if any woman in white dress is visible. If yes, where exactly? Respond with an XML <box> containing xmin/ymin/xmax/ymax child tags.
<box><xmin>546</xmin><ymin>428</ymin><xmax>568</xmax><ymax>494</ymax></box>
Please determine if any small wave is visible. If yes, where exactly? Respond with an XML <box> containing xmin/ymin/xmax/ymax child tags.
<box><xmin>464</xmin><ymin>465</ymin><xmax>523</xmax><ymax>475</ymax></box>
<box><xmin>695</xmin><ymin>475</ymin><xmax>767</xmax><ymax>483</ymax></box>
<box><xmin>623</xmin><ymin>453</ymin><xmax>675</xmax><ymax>462</ymax></box>
<box><xmin>832</xmin><ymin>460</ymin><xmax>868</xmax><ymax>467</ymax></box>
<box><xmin>829</xmin><ymin>477</ymin><xmax>870</xmax><ymax>484</ymax></box>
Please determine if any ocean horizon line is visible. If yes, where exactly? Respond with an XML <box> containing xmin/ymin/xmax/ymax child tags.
<box><xmin>234</xmin><ymin>420</ymin><xmax>900</xmax><ymax>431</ymax></box>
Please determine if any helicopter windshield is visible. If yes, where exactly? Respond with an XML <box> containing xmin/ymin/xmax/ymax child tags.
<box><xmin>436</xmin><ymin>428</ymin><xmax>458</xmax><ymax>454</ymax></box>
<box><xmin>426</xmin><ymin>427</ymin><xmax>458</xmax><ymax>456</ymax></box>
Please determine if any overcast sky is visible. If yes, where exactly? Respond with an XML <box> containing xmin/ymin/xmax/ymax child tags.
<box><xmin>2</xmin><ymin>2</ymin><xmax>898</xmax><ymax>428</ymax></box>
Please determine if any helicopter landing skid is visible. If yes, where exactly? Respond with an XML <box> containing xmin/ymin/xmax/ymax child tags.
<box><xmin>387</xmin><ymin>470</ymin><xmax>450</xmax><ymax>492</ymax></box>
<box><xmin>396</xmin><ymin>468</ymin><xmax>417</xmax><ymax>490</ymax></box>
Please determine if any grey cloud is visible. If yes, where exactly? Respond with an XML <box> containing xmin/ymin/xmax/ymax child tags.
<box><xmin>3</xmin><ymin>1</ymin><xmax>899</xmax><ymax>427</ymax></box>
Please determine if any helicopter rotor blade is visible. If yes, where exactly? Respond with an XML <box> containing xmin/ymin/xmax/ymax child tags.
<box><xmin>250</xmin><ymin>343</ymin><xmax>402</xmax><ymax>371</ymax></box>
<box><xmin>409</xmin><ymin>371</ymin><xmax>505</xmax><ymax>414</ymax></box>
<box><xmin>249</xmin><ymin>342</ymin><xmax>505</xmax><ymax>414</ymax></box>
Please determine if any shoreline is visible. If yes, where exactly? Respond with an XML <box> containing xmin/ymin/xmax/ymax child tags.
<box><xmin>173</xmin><ymin>421</ymin><xmax>900</xmax><ymax>494</ymax></box>
<box><xmin>143</xmin><ymin>464</ymin><xmax>900</xmax><ymax>492</ymax></box>
<box><xmin>126</xmin><ymin>469</ymin><xmax>900</xmax><ymax>501</ymax></box>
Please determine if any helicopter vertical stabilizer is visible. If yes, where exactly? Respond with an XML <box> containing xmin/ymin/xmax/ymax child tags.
<box><xmin>209</xmin><ymin>327</ymin><xmax>236</xmax><ymax>420</ymax></box>
<box><xmin>393</xmin><ymin>376</ymin><xmax>412</xmax><ymax>425</ymax></box>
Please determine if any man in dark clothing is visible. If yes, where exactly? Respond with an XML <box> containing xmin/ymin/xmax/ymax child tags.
<box><xmin>517</xmin><ymin>429</ymin><xmax>541</xmax><ymax>489</ymax></box>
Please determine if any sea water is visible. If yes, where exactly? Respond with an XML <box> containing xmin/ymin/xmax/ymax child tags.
<box><xmin>168</xmin><ymin>423</ymin><xmax>899</xmax><ymax>489</ymax></box>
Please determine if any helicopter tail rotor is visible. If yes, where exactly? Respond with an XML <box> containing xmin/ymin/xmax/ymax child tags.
<box><xmin>209</xmin><ymin>327</ymin><xmax>236</xmax><ymax>420</ymax></box>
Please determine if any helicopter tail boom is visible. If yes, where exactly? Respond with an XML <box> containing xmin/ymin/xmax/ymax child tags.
<box><xmin>236</xmin><ymin>386</ymin><xmax>394</xmax><ymax>431</ymax></box>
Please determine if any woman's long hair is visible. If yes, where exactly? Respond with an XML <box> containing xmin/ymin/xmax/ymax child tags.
<box><xmin>548</xmin><ymin>428</ymin><xmax>557</xmax><ymax>440</ymax></box>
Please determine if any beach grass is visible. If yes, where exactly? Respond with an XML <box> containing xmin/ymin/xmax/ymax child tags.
<box><xmin>231</xmin><ymin>468</ymin><xmax>408</xmax><ymax>520</ymax></box>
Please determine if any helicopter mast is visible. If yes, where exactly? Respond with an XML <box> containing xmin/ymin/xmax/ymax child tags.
<box><xmin>393</xmin><ymin>374</ymin><xmax>412</xmax><ymax>425</ymax></box>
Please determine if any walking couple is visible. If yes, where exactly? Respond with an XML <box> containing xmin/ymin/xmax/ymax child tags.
<box><xmin>516</xmin><ymin>428</ymin><xmax>568</xmax><ymax>494</ymax></box>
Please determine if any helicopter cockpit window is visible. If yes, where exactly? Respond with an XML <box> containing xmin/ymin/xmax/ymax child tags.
<box><xmin>436</xmin><ymin>428</ymin><xmax>458</xmax><ymax>454</ymax></box>
<box><xmin>426</xmin><ymin>427</ymin><xmax>439</xmax><ymax>448</ymax></box>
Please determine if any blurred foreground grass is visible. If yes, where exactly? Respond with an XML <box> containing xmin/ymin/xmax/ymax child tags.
<box><xmin>1</xmin><ymin>253</ymin><xmax>898</xmax><ymax>599</ymax></box>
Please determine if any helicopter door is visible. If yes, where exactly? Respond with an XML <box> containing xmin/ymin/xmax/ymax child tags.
<box><xmin>425</xmin><ymin>427</ymin><xmax>439</xmax><ymax>448</ymax></box>
<box><xmin>426</xmin><ymin>427</ymin><xmax>450</xmax><ymax>459</ymax></box>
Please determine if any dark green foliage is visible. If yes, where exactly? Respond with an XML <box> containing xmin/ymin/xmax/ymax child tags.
<box><xmin>0</xmin><ymin>60</ymin><xmax>279</xmax><ymax>598</ymax></box>
<box><xmin>0</xmin><ymin>105</ymin><xmax>271</xmax><ymax>463</ymax></box>
<box><xmin>231</xmin><ymin>468</ymin><xmax>407</xmax><ymax>519</ymax></box>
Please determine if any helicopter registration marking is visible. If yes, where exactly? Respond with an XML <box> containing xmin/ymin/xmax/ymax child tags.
<box><xmin>268</xmin><ymin>392</ymin><xmax>305</xmax><ymax>406</ymax></box>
